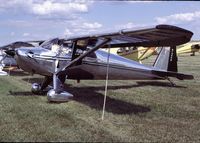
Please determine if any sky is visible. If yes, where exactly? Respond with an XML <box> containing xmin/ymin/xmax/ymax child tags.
<box><xmin>0</xmin><ymin>0</ymin><xmax>200</xmax><ymax>45</ymax></box>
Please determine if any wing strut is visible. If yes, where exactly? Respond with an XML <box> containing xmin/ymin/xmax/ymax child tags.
<box><xmin>47</xmin><ymin>38</ymin><xmax>111</xmax><ymax>102</ymax></box>
<box><xmin>102</xmin><ymin>46</ymin><xmax>111</xmax><ymax>120</ymax></box>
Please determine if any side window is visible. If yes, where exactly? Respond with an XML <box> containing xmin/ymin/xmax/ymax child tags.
<box><xmin>71</xmin><ymin>40</ymin><xmax>88</xmax><ymax>59</ymax></box>
<box><xmin>76</xmin><ymin>40</ymin><xmax>88</xmax><ymax>55</ymax></box>
<box><xmin>59</xmin><ymin>42</ymin><xmax>72</xmax><ymax>57</ymax></box>
<box><xmin>71</xmin><ymin>39</ymin><xmax>97</xmax><ymax>60</ymax></box>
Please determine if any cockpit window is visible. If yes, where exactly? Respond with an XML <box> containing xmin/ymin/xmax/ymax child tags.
<box><xmin>40</xmin><ymin>38</ymin><xmax>73</xmax><ymax>57</ymax></box>
<box><xmin>40</xmin><ymin>38</ymin><xmax>59</xmax><ymax>49</ymax></box>
<box><xmin>40</xmin><ymin>38</ymin><xmax>98</xmax><ymax>59</ymax></box>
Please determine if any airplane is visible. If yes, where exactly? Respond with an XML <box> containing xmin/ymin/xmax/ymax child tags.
<box><xmin>0</xmin><ymin>24</ymin><xmax>194</xmax><ymax>102</ymax></box>
<box><xmin>177</xmin><ymin>41</ymin><xmax>200</xmax><ymax>56</ymax></box>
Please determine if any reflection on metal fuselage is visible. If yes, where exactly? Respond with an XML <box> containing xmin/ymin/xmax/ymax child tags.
<box><xmin>15</xmin><ymin>47</ymin><xmax>162</xmax><ymax>80</ymax></box>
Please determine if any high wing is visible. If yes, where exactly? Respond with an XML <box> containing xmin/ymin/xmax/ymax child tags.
<box><xmin>66</xmin><ymin>24</ymin><xmax>193</xmax><ymax>48</ymax></box>
<box><xmin>57</xmin><ymin>24</ymin><xmax>193</xmax><ymax>75</ymax></box>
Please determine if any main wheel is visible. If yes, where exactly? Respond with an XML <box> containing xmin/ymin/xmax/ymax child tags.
<box><xmin>31</xmin><ymin>83</ymin><xmax>41</xmax><ymax>94</ymax></box>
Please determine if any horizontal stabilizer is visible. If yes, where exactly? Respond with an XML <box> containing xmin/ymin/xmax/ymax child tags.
<box><xmin>152</xmin><ymin>70</ymin><xmax>194</xmax><ymax>80</ymax></box>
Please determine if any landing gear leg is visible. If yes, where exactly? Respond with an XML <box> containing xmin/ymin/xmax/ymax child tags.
<box><xmin>167</xmin><ymin>77</ymin><xmax>176</xmax><ymax>87</ymax></box>
<box><xmin>47</xmin><ymin>73</ymin><xmax>73</xmax><ymax>102</ymax></box>
<box><xmin>31</xmin><ymin>76</ymin><xmax>52</xmax><ymax>94</ymax></box>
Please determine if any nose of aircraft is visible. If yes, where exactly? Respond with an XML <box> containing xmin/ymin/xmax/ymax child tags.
<box><xmin>14</xmin><ymin>48</ymin><xmax>35</xmax><ymax>74</ymax></box>
<box><xmin>15</xmin><ymin>48</ymin><xmax>28</xmax><ymax>57</ymax></box>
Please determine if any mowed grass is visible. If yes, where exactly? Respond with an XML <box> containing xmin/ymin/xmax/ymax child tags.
<box><xmin>0</xmin><ymin>53</ymin><xmax>200</xmax><ymax>142</ymax></box>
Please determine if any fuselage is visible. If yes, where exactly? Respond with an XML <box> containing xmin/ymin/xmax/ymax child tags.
<box><xmin>14</xmin><ymin>46</ymin><xmax>163</xmax><ymax>80</ymax></box>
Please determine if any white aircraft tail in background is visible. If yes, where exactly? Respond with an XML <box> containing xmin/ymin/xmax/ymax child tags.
<box><xmin>0</xmin><ymin>50</ymin><xmax>8</xmax><ymax>76</ymax></box>
<box><xmin>0</xmin><ymin>66</ymin><xmax>7</xmax><ymax>76</ymax></box>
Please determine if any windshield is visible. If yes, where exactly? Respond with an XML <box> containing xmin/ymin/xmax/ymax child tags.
<box><xmin>40</xmin><ymin>38</ymin><xmax>59</xmax><ymax>49</ymax></box>
<box><xmin>41</xmin><ymin>38</ymin><xmax>72</xmax><ymax>57</ymax></box>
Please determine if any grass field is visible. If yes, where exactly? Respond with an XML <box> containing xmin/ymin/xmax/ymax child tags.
<box><xmin>0</xmin><ymin>53</ymin><xmax>200</xmax><ymax>142</ymax></box>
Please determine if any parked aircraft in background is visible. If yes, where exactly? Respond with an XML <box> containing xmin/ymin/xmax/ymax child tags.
<box><xmin>0</xmin><ymin>50</ymin><xmax>15</xmax><ymax>75</ymax></box>
<box><xmin>0</xmin><ymin>41</ymin><xmax>42</xmax><ymax>75</ymax></box>
<box><xmin>0</xmin><ymin>50</ymin><xmax>6</xmax><ymax>75</ymax></box>
<box><xmin>0</xmin><ymin>50</ymin><xmax>17</xmax><ymax>66</ymax></box>
<box><xmin>177</xmin><ymin>41</ymin><xmax>200</xmax><ymax>56</ymax></box>
<box><xmin>0</xmin><ymin>25</ymin><xmax>194</xmax><ymax>102</ymax></box>
<box><xmin>112</xmin><ymin>40</ymin><xmax>200</xmax><ymax>62</ymax></box>
<box><xmin>110</xmin><ymin>46</ymin><xmax>158</xmax><ymax>63</ymax></box>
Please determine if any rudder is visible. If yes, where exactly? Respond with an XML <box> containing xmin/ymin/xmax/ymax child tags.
<box><xmin>153</xmin><ymin>46</ymin><xmax>177</xmax><ymax>72</ymax></box>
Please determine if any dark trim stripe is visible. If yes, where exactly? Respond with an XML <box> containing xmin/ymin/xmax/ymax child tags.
<box><xmin>82</xmin><ymin>61</ymin><xmax>151</xmax><ymax>73</ymax></box>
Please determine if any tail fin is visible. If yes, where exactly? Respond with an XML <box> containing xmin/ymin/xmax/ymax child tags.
<box><xmin>153</xmin><ymin>46</ymin><xmax>178</xmax><ymax>72</ymax></box>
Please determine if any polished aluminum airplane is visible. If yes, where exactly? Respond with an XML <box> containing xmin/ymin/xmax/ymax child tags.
<box><xmin>0</xmin><ymin>25</ymin><xmax>194</xmax><ymax>102</ymax></box>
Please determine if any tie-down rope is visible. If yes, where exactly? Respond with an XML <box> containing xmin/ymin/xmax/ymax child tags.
<box><xmin>102</xmin><ymin>47</ymin><xmax>111</xmax><ymax>120</ymax></box>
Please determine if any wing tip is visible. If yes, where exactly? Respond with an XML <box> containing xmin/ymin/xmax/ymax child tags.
<box><xmin>156</xmin><ymin>24</ymin><xmax>193</xmax><ymax>35</ymax></box>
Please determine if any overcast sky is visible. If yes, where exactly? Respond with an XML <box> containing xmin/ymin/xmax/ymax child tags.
<box><xmin>0</xmin><ymin>0</ymin><xmax>200</xmax><ymax>45</ymax></box>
